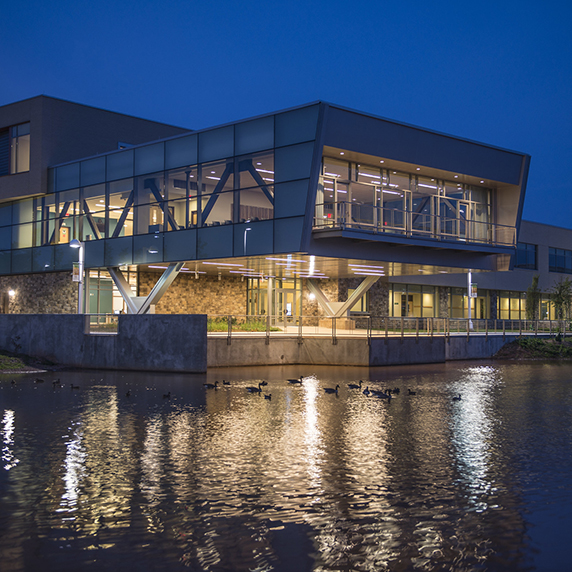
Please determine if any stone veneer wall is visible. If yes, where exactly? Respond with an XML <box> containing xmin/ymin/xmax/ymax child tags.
<box><xmin>0</xmin><ymin>272</ymin><xmax>77</xmax><ymax>314</ymax></box>
<box><xmin>301</xmin><ymin>278</ymin><xmax>339</xmax><ymax>317</ymax></box>
<box><xmin>138</xmin><ymin>272</ymin><xmax>247</xmax><ymax>315</ymax></box>
<box><xmin>338</xmin><ymin>277</ymin><xmax>389</xmax><ymax>316</ymax></box>
<box><xmin>439</xmin><ymin>286</ymin><xmax>449</xmax><ymax>318</ymax></box>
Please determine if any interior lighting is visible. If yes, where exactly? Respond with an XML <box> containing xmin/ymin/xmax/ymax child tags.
<box><xmin>202</xmin><ymin>262</ymin><xmax>243</xmax><ymax>266</ymax></box>
<box><xmin>350</xmin><ymin>264</ymin><xmax>385</xmax><ymax>269</ymax></box>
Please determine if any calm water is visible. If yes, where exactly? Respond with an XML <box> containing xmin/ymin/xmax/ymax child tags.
<box><xmin>1</xmin><ymin>361</ymin><xmax>572</xmax><ymax>571</ymax></box>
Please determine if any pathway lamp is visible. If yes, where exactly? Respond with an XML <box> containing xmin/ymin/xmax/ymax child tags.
<box><xmin>70</xmin><ymin>239</ymin><xmax>85</xmax><ymax>314</ymax></box>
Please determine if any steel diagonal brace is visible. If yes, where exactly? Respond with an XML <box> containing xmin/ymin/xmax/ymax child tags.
<box><xmin>307</xmin><ymin>279</ymin><xmax>335</xmax><ymax>316</ymax></box>
<box><xmin>308</xmin><ymin>276</ymin><xmax>379</xmax><ymax>318</ymax></box>
<box><xmin>107</xmin><ymin>267</ymin><xmax>139</xmax><ymax>314</ymax></box>
<box><xmin>108</xmin><ymin>263</ymin><xmax>184</xmax><ymax>314</ymax></box>
<box><xmin>334</xmin><ymin>275</ymin><xmax>380</xmax><ymax>317</ymax></box>
<box><xmin>137</xmin><ymin>262</ymin><xmax>184</xmax><ymax>314</ymax></box>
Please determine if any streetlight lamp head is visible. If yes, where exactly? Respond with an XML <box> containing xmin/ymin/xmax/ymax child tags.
<box><xmin>70</xmin><ymin>239</ymin><xmax>82</xmax><ymax>249</ymax></box>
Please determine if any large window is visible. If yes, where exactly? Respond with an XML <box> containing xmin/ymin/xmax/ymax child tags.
<box><xmin>515</xmin><ymin>242</ymin><xmax>537</xmax><ymax>269</ymax></box>
<box><xmin>0</xmin><ymin>122</ymin><xmax>30</xmax><ymax>176</ymax></box>
<box><xmin>389</xmin><ymin>284</ymin><xmax>436</xmax><ymax>318</ymax></box>
<box><xmin>549</xmin><ymin>247</ymin><xmax>572</xmax><ymax>274</ymax></box>
<box><xmin>10</xmin><ymin>123</ymin><xmax>30</xmax><ymax>174</ymax></box>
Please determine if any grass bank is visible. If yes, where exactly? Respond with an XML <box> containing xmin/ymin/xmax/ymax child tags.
<box><xmin>495</xmin><ymin>337</ymin><xmax>572</xmax><ymax>359</ymax></box>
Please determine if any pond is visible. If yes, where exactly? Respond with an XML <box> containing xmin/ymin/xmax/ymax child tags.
<box><xmin>1</xmin><ymin>361</ymin><xmax>572</xmax><ymax>571</ymax></box>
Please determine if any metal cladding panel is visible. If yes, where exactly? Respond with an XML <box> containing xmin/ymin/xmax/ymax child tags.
<box><xmin>324</xmin><ymin>106</ymin><xmax>526</xmax><ymax>185</ymax></box>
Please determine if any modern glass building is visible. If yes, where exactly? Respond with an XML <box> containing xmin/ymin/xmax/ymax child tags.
<box><xmin>2</xmin><ymin>96</ymin><xmax>555</xmax><ymax>321</ymax></box>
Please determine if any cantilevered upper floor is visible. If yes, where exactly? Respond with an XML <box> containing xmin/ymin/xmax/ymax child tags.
<box><xmin>0</xmin><ymin>99</ymin><xmax>529</xmax><ymax>279</ymax></box>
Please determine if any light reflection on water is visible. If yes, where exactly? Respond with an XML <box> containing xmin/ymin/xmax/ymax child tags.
<box><xmin>1</xmin><ymin>361</ymin><xmax>572</xmax><ymax>571</ymax></box>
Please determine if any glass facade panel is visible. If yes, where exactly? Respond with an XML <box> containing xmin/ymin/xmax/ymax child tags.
<box><xmin>57</xmin><ymin>189</ymin><xmax>80</xmax><ymax>244</ymax></box>
<box><xmin>56</xmin><ymin>163</ymin><xmax>80</xmax><ymax>191</ymax></box>
<box><xmin>108</xmin><ymin>179</ymin><xmax>134</xmax><ymax>237</ymax></box>
<box><xmin>136</xmin><ymin>174</ymin><xmax>165</xmax><ymax>235</ymax></box>
<box><xmin>275</xmin><ymin>105</ymin><xmax>318</xmax><ymax>147</ymax></box>
<box><xmin>81</xmin><ymin>157</ymin><xmax>106</xmax><ymax>187</ymax></box>
<box><xmin>82</xmin><ymin>184</ymin><xmax>106</xmax><ymax>241</ymax></box>
<box><xmin>165</xmin><ymin>134</ymin><xmax>198</xmax><ymax>170</ymax></box>
<box><xmin>235</xmin><ymin>116</ymin><xmax>274</xmax><ymax>155</ymax></box>
<box><xmin>389</xmin><ymin>284</ymin><xmax>436</xmax><ymax>317</ymax></box>
<box><xmin>106</xmin><ymin>150</ymin><xmax>134</xmax><ymax>181</ymax></box>
<box><xmin>166</xmin><ymin>167</ymin><xmax>197</xmax><ymax>228</ymax></box>
<box><xmin>199</xmin><ymin>126</ymin><xmax>234</xmax><ymax>163</ymax></box>
<box><xmin>0</xmin><ymin>204</ymin><xmax>11</xmax><ymax>227</ymax></box>
<box><xmin>135</xmin><ymin>142</ymin><xmax>165</xmax><ymax>175</ymax></box>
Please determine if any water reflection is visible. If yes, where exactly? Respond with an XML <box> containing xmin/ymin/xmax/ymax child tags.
<box><xmin>1</xmin><ymin>363</ymin><xmax>571</xmax><ymax>570</ymax></box>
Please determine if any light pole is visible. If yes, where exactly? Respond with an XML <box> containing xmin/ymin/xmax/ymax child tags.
<box><xmin>70</xmin><ymin>239</ymin><xmax>85</xmax><ymax>313</ymax></box>
<box><xmin>243</xmin><ymin>227</ymin><xmax>251</xmax><ymax>255</ymax></box>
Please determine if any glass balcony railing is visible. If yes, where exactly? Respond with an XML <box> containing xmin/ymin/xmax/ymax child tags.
<box><xmin>313</xmin><ymin>201</ymin><xmax>516</xmax><ymax>247</ymax></box>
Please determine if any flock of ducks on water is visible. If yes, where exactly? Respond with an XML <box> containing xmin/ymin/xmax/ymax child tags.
<box><xmin>8</xmin><ymin>376</ymin><xmax>462</xmax><ymax>403</ymax></box>
<box><xmin>201</xmin><ymin>376</ymin><xmax>462</xmax><ymax>402</ymax></box>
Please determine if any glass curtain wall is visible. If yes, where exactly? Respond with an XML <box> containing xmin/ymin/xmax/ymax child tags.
<box><xmin>247</xmin><ymin>277</ymin><xmax>302</xmax><ymax>321</ymax></box>
<box><xmin>389</xmin><ymin>284</ymin><xmax>436</xmax><ymax>317</ymax></box>
<box><xmin>317</xmin><ymin>156</ymin><xmax>493</xmax><ymax>244</ymax></box>
<box><xmin>449</xmin><ymin>288</ymin><xmax>490</xmax><ymax>319</ymax></box>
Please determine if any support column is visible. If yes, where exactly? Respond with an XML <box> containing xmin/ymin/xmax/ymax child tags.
<box><xmin>108</xmin><ymin>262</ymin><xmax>183</xmax><ymax>314</ymax></box>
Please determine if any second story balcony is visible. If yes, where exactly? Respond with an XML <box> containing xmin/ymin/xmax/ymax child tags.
<box><xmin>313</xmin><ymin>177</ymin><xmax>516</xmax><ymax>249</ymax></box>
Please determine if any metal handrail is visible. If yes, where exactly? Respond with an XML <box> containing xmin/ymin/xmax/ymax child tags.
<box><xmin>313</xmin><ymin>201</ymin><xmax>516</xmax><ymax>247</ymax></box>
<box><xmin>207</xmin><ymin>314</ymin><xmax>564</xmax><ymax>344</ymax></box>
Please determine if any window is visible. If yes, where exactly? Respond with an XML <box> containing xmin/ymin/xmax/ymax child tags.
<box><xmin>515</xmin><ymin>242</ymin><xmax>537</xmax><ymax>269</ymax></box>
<box><xmin>549</xmin><ymin>247</ymin><xmax>572</xmax><ymax>274</ymax></box>
<box><xmin>10</xmin><ymin>123</ymin><xmax>30</xmax><ymax>174</ymax></box>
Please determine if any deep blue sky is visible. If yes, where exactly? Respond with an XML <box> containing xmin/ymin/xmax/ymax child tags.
<box><xmin>2</xmin><ymin>0</ymin><xmax>571</xmax><ymax>228</ymax></box>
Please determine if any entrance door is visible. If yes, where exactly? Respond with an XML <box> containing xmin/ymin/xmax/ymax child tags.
<box><xmin>276</xmin><ymin>288</ymin><xmax>299</xmax><ymax>324</ymax></box>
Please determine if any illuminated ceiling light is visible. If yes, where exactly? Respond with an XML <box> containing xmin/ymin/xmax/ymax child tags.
<box><xmin>202</xmin><ymin>262</ymin><xmax>243</xmax><ymax>266</ymax></box>
<box><xmin>480</xmin><ymin>180</ymin><xmax>485</xmax><ymax>183</ymax></box>
<box><xmin>340</xmin><ymin>152</ymin><xmax>345</xmax><ymax>155</ymax></box>
<box><xmin>454</xmin><ymin>175</ymin><xmax>458</xmax><ymax>178</ymax></box>
<box><xmin>380</xmin><ymin>160</ymin><xmax>384</xmax><ymax>163</ymax></box>
<box><xmin>416</xmin><ymin>168</ymin><xmax>421</xmax><ymax>171</ymax></box>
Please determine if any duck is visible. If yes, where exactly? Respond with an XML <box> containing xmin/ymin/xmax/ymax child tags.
<box><xmin>408</xmin><ymin>388</ymin><xmax>416</xmax><ymax>396</ymax></box>
<box><xmin>52</xmin><ymin>378</ymin><xmax>61</xmax><ymax>385</ymax></box>
<box><xmin>348</xmin><ymin>380</ymin><xmax>362</xmax><ymax>389</ymax></box>
<box><xmin>373</xmin><ymin>391</ymin><xmax>391</xmax><ymax>400</ymax></box>
<box><xmin>70</xmin><ymin>384</ymin><xmax>80</xmax><ymax>390</ymax></box>
<box><xmin>222</xmin><ymin>380</ymin><xmax>230</xmax><ymax>386</ymax></box>
<box><xmin>288</xmin><ymin>376</ymin><xmax>304</xmax><ymax>384</ymax></box>
<box><xmin>246</xmin><ymin>383</ymin><xmax>263</xmax><ymax>393</ymax></box>
<box><xmin>259</xmin><ymin>381</ymin><xmax>268</xmax><ymax>386</ymax></box>
<box><xmin>34</xmin><ymin>378</ymin><xmax>45</xmax><ymax>383</ymax></box>
<box><xmin>264</xmin><ymin>393</ymin><xmax>272</xmax><ymax>400</ymax></box>
<box><xmin>126</xmin><ymin>390</ymin><xmax>131</xmax><ymax>397</ymax></box>
<box><xmin>203</xmin><ymin>381</ymin><xmax>219</xmax><ymax>389</ymax></box>
<box><xmin>370</xmin><ymin>388</ymin><xmax>387</xmax><ymax>397</ymax></box>
<box><xmin>324</xmin><ymin>384</ymin><xmax>340</xmax><ymax>394</ymax></box>
<box><xmin>363</xmin><ymin>386</ymin><xmax>371</xmax><ymax>396</ymax></box>
<box><xmin>163</xmin><ymin>391</ymin><xmax>171</xmax><ymax>399</ymax></box>
<box><xmin>452</xmin><ymin>393</ymin><xmax>462</xmax><ymax>401</ymax></box>
<box><xmin>392</xmin><ymin>387</ymin><xmax>400</xmax><ymax>394</ymax></box>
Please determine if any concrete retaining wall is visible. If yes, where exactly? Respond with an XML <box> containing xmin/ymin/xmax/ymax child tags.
<box><xmin>208</xmin><ymin>333</ymin><xmax>531</xmax><ymax>367</ymax></box>
<box><xmin>0</xmin><ymin>314</ymin><xmax>207</xmax><ymax>372</ymax></box>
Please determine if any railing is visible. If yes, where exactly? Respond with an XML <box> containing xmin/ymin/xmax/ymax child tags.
<box><xmin>208</xmin><ymin>314</ymin><xmax>567</xmax><ymax>344</ymax></box>
<box><xmin>313</xmin><ymin>202</ymin><xmax>516</xmax><ymax>247</ymax></box>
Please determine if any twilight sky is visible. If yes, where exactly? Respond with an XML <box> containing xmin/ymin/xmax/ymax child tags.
<box><xmin>2</xmin><ymin>0</ymin><xmax>571</xmax><ymax>228</ymax></box>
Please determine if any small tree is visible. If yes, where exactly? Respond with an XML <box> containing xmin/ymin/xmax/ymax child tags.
<box><xmin>550</xmin><ymin>277</ymin><xmax>572</xmax><ymax>339</ymax></box>
<box><xmin>525</xmin><ymin>274</ymin><xmax>542</xmax><ymax>321</ymax></box>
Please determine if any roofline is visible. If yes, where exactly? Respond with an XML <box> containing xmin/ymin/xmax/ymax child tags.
<box><xmin>0</xmin><ymin>94</ymin><xmax>191</xmax><ymax>132</ymax></box>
